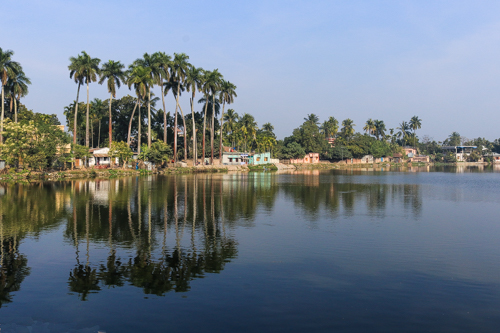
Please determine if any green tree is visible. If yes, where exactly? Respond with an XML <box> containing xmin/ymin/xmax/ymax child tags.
<box><xmin>6</xmin><ymin>70</ymin><xmax>31</xmax><ymax>123</ymax></box>
<box><xmin>68</xmin><ymin>53</ymin><xmax>85</xmax><ymax>145</ymax></box>
<box><xmin>396</xmin><ymin>121</ymin><xmax>411</xmax><ymax>145</ymax></box>
<box><xmin>340</xmin><ymin>118</ymin><xmax>355</xmax><ymax>142</ymax></box>
<box><xmin>146</xmin><ymin>141</ymin><xmax>172</xmax><ymax>165</ymax></box>
<box><xmin>223</xmin><ymin>109</ymin><xmax>239</xmax><ymax>149</ymax></box>
<box><xmin>170</xmin><ymin>53</ymin><xmax>190</xmax><ymax>162</ymax></box>
<box><xmin>218</xmin><ymin>80</ymin><xmax>237</xmax><ymax>160</ymax></box>
<box><xmin>374</xmin><ymin>120</ymin><xmax>386</xmax><ymax>141</ymax></box>
<box><xmin>409</xmin><ymin>116</ymin><xmax>422</xmax><ymax>148</ymax></box>
<box><xmin>363</xmin><ymin>118</ymin><xmax>375</xmax><ymax>136</ymax></box>
<box><xmin>109</xmin><ymin>141</ymin><xmax>133</xmax><ymax>169</ymax></box>
<box><xmin>99</xmin><ymin>60</ymin><xmax>126</xmax><ymax>148</ymax></box>
<box><xmin>127</xmin><ymin>65</ymin><xmax>152</xmax><ymax>154</ymax></box>
<box><xmin>320</xmin><ymin>117</ymin><xmax>338</xmax><ymax>140</ymax></box>
<box><xmin>204</xmin><ymin>69</ymin><xmax>223</xmax><ymax>164</ymax></box>
<box><xmin>185</xmin><ymin>66</ymin><xmax>204</xmax><ymax>164</ymax></box>
<box><xmin>0</xmin><ymin>48</ymin><xmax>21</xmax><ymax>143</ymax></box>
<box><xmin>152</xmin><ymin>52</ymin><xmax>172</xmax><ymax>143</ymax></box>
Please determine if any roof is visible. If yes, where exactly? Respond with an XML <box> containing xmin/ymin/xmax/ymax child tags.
<box><xmin>441</xmin><ymin>146</ymin><xmax>477</xmax><ymax>150</ymax></box>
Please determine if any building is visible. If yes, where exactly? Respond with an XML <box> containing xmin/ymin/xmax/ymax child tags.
<box><xmin>403</xmin><ymin>147</ymin><xmax>417</xmax><ymax>157</ymax></box>
<box><xmin>249</xmin><ymin>152</ymin><xmax>271</xmax><ymax>165</ymax></box>
<box><xmin>289</xmin><ymin>153</ymin><xmax>320</xmax><ymax>164</ymax></box>
<box><xmin>222</xmin><ymin>152</ymin><xmax>250</xmax><ymax>165</ymax></box>
<box><xmin>89</xmin><ymin>148</ymin><xmax>119</xmax><ymax>167</ymax></box>
<box><xmin>441</xmin><ymin>146</ymin><xmax>480</xmax><ymax>162</ymax></box>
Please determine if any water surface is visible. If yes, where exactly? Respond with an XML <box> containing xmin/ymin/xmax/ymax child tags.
<box><xmin>1</xmin><ymin>167</ymin><xmax>500</xmax><ymax>332</ymax></box>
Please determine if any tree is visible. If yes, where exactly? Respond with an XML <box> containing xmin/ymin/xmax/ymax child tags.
<box><xmin>223</xmin><ymin>109</ymin><xmax>239</xmax><ymax>149</ymax></box>
<box><xmin>374</xmin><ymin>119</ymin><xmax>386</xmax><ymax>141</ymax></box>
<box><xmin>363</xmin><ymin>119</ymin><xmax>375</xmax><ymax>136</ymax></box>
<box><xmin>218</xmin><ymin>80</ymin><xmax>237</xmax><ymax>160</ymax></box>
<box><xmin>127</xmin><ymin>65</ymin><xmax>152</xmax><ymax>154</ymax></box>
<box><xmin>152</xmin><ymin>52</ymin><xmax>172</xmax><ymax>144</ymax></box>
<box><xmin>185</xmin><ymin>66</ymin><xmax>204</xmax><ymax>164</ymax></box>
<box><xmin>6</xmin><ymin>70</ymin><xmax>31</xmax><ymax>123</ymax></box>
<box><xmin>445</xmin><ymin>132</ymin><xmax>461</xmax><ymax>146</ymax></box>
<box><xmin>68</xmin><ymin>53</ymin><xmax>85</xmax><ymax>145</ymax></box>
<box><xmin>320</xmin><ymin>117</ymin><xmax>338</xmax><ymax>140</ymax></box>
<box><xmin>396</xmin><ymin>121</ymin><xmax>411</xmax><ymax>145</ymax></box>
<box><xmin>146</xmin><ymin>141</ymin><xmax>172</xmax><ymax>165</ymax></box>
<box><xmin>340</xmin><ymin>118</ymin><xmax>355</xmax><ymax>142</ymax></box>
<box><xmin>99</xmin><ymin>60</ymin><xmax>126</xmax><ymax>148</ymax></box>
<box><xmin>204</xmin><ymin>69</ymin><xmax>223</xmax><ymax>164</ymax></box>
<box><xmin>239</xmin><ymin>113</ymin><xmax>257</xmax><ymax>152</ymax></box>
<box><xmin>77</xmin><ymin>51</ymin><xmax>100</xmax><ymax>147</ymax></box>
<box><xmin>280</xmin><ymin>142</ymin><xmax>306</xmax><ymax>159</ymax></box>
<box><xmin>304</xmin><ymin>114</ymin><xmax>320</xmax><ymax>126</ymax></box>
<box><xmin>170</xmin><ymin>53</ymin><xmax>190</xmax><ymax>162</ymax></box>
<box><xmin>409</xmin><ymin>116</ymin><xmax>422</xmax><ymax>148</ymax></box>
<box><xmin>109</xmin><ymin>141</ymin><xmax>133</xmax><ymax>169</ymax></box>
<box><xmin>133</xmin><ymin>53</ymin><xmax>160</xmax><ymax>149</ymax></box>
<box><xmin>0</xmin><ymin>48</ymin><xmax>21</xmax><ymax>143</ymax></box>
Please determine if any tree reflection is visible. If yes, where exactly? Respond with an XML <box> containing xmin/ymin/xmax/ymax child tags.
<box><xmin>0</xmin><ymin>237</ymin><xmax>30</xmax><ymax>308</ymax></box>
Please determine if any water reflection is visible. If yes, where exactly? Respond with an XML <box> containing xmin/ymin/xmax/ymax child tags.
<box><xmin>0</xmin><ymin>170</ymin><xmax>440</xmax><ymax>303</ymax></box>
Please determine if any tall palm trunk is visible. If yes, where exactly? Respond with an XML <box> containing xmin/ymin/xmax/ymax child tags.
<box><xmin>109</xmin><ymin>93</ymin><xmax>113</xmax><ymax>148</ymax></box>
<box><xmin>173</xmin><ymin>91</ymin><xmax>179</xmax><ymax>163</ymax></box>
<box><xmin>86</xmin><ymin>82</ymin><xmax>90</xmax><ymax>147</ymax></box>
<box><xmin>14</xmin><ymin>98</ymin><xmax>18</xmax><ymax>123</ymax></box>
<box><xmin>98</xmin><ymin>119</ymin><xmax>101</xmax><ymax>148</ymax></box>
<box><xmin>0</xmin><ymin>85</ymin><xmax>4</xmax><ymax>143</ymax></box>
<box><xmin>190</xmin><ymin>96</ymin><xmax>196</xmax><ymax>165</ymax></box>
<box><xmin>178</xmin><ymin>103</ymin><xmax>187</xmax><ymax>162</ymax></box>
<box><xmin>147</xmin><ymin>90</ymin><xmax>151</xmax><ymax>148</ymax></box>
<box><xmin>127</xmin><ymin>99</ymin><xmax>139</xmax><ymax>146</ymax></box>
<box><xmin>202</xmin><ymin>100</ymin><xmax>208</xmax><ymax>164</ymax></box>
<box><xmin>219</xmin><ymin>101</ymin><xmax>226</xmax><ymax>161</ymax></box>
<box><xmin>138</xmin><ymin>99</ymin><xmax>141</xmax><ymax>155</ymax></box>
<box><xmin>73</xmin><ymin>84</ymin><xmax>81</xmax><ymax>145</ymax></box>
<box><xmin>161</xmin><ymin>83</ymin><xmax>167</xmax><ymax>144</ymax></box>
<box><xmin>210</xmin><ymin>95</ymin><xmax>215</xmax><ymax>165</ymax></box>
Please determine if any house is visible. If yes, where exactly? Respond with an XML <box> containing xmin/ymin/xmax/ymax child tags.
<box><xmin>89</xmin><ymin>148</ymin><xmax>119</xmax><ymax>167</ymax></box>
<box><xmin>361</xmin><ymin>155</ymin><xmax>374</xmax><ymax>163</ymax></box>
<box><xmin>290</xmin><ymin>153</ymin><xmax>320</xmax><ymax>164</ymax></box>
<box><xmin>441</xmin><ymin>146</ymin><xmax>480</xmax><ymax>162</ymax></box>
<box><xmin>392</xmin><ymin>153</ymin><xmax>403</xmax><ymax>163</ymax></box>
<box><xmin>484</xmin><ymin>152</ymin><xmax>500</xmax><ymax>163</ymax></box>
<box><xmin>403</xmin><ymin>147</ymin><xmax>417</xmax><ymax>157</ymax></box>
<box><xmin>409</xmin><ymin>155</ymin><xmax>430</xmax><ymax>163</ymax></box>
<box><xmin>222</xmin><ymin>152</ymin><xmax>250</xmax><ymax>165</ymax></box>
<box><xmin>249</xmin><ymin>152</ymin><xmax>271</xmax><ymax>165</ymax></box>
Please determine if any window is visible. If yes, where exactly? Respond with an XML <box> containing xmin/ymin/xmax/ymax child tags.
<box><xmin>264</xmin><ymin>157</ymin><xmax>268</xmax><ymax>161</ymax></box>
<box><xmin>257</xmin><ymin>157</ymin><xmax>261</xmax><ymax>162</ymax></box>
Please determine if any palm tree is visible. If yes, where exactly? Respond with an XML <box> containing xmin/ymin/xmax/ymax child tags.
<box><xmin>127</xmin><ymin>66</ymin><xmax>151</xmax><ymax>154</ymax></box>
<box><xmin>262</xmin><ymin>122</ymin><xmax>274</xmax><ymax>133</ymax></box>
<box><xmin>374</xmin><ymin>119</ymin><xmax>386</xmax><ymax>141</ymax></box>
<box><xmin>223</xmin><ymin>109</ymin><xmax>238</xmax><ymax>149</ymax></box>
<box><xmin>320</xmin><ymin>116</ymin><xmax>338</xmax><ymax>140</ymax></box>
<box><xmin>170</xmin><ymin>53</ymin><xmax>190</xmax><ymax>162</ymax></box>
<box><xmin>99</xmin><ymin>60</ymin><xmax>126</xmax><ymax>147</ymax></box>
<box><xmin>396</xmin><ymin>121</ymin><xmax>411</xmax><ymax>145</ymax></box>
<box><xmin>409</xmin><ymin>116</ymin><xmax>422</xmax><ymax>148</ymax></box>
<box><xmin>78</xmin><ymin>51</ymin><xmax>101</xmax><ymax>147</ymax></box>
<box><xmin>341</xmin><ymin>118</ymin><xmax>355</xmax><ymax>142</ymax></box>
<box><xmin>204</xmin><ymin>69</ymin><xmax>223</xmax><ymax>164</ymax></box>
<box><xmin>218</xmin><ymin>80</ymin><xmax>237</xmax><ymax>160</ymax></box>
<box><xmin>152</xmin><ymin>52</ymin><xmax>172</xmax><ymax>144</ymax></box>
<box><xmin>69</xmin><ymin>53</ymin><xmax>85</xmax><ymax>145</ymax></box>
<box><xmin>1</xmin><ymin>48</ymin><xmax>21</xmax><ymax>143</ymax></box>
<box><xmin>185</xmin><ymin>66</ymin><xmax>204</xmax><ymax>165</ymax></box>
<box><xmin>6</xmin><ymin>70</ymin><xmax>31</xmax><ymax>123</ymax></box>
<box><xmin>304</xmin><ymin>114</ymin><xmax>320</xmax><ymax>126</ymax></box>
<box><xmin>363</xmin><ymin>118</ymin><xmax>375</xmax><ymax>136</ymax></box>
<box><xmin>133</xmin><ymin>53</ymin><xmax>159</xmax><ymax>149</ymax></box>
<box><xmin>239</xmin><ymin>113</ymin><xmax>257</xmax><ymax>152</ymax></box>
<box><xmin>89</xmin><ymin>98</ymin><xmax>106</xmax><ymax>148</ymax></box>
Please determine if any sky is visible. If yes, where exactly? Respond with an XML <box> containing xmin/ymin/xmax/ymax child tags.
<box><xmin>2</xmin><ymin>0</ymin><xmax>500</xmax><ymax>141</ymax></box>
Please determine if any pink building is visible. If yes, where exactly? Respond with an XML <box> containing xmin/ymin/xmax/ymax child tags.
<box><xmin>290</xmin><ymin>153</ymin><xmax>320</xmax><ymax>164</ymax></box>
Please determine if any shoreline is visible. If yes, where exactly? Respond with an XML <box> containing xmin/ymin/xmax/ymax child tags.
<box><xmin>0</xmin><ymin>161</ymin><xmax>491</xmax><ymax>182</ymax></box>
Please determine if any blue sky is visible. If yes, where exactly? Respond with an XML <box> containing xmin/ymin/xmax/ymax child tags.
<box><xmin>2</xmin><ymin>0</ymin><xmax>500</xmax><ymax>141</ymax></box>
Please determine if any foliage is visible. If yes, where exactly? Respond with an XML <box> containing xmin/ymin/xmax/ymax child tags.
<box><xmin>109</xmin><ymin>141</ymin><xmax>133</xmax><ymax>168</ymax></box>
<box><xmin>278</xmin><ymin>142</ymin><xmax>306</xmax><ymax>159</ymax></box>
<box><xmin>145</xmin><ymin>141</ymin><xmax>172</xmax><ymax>165</ymax></box>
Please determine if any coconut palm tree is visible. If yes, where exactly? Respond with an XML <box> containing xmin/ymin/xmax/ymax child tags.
<box><xmin>77</xmin><ymin>51</ymin><xmax>101</xmax><ymax>147</ymax></box>
<box><xmin>170</xmin><ymin>53</ymin><xmax>190</xmax><ymax>162</ymax></box>
<box><xmin>6</xmin><ymin>70</ymin><xmax>31</xmax><ymax>123</ymax></box>
<box><xmin>203</xmin><ymin>69</ymin><xmax>223</xmax><ymax>164</ymax></box>
<box><xmin>133</xmin><ymin>53</ymin><xmax>160</xmax><ymax>149</ymax></box>
<box><xmin>127</xmin><ymin>66</ymin><xmax>152</xmax><ymax>154</ymax></box>
<box><xmin>99</xmin><ymin>60</ymin><xmax>126</xmax><ymax>147</ymax></box>
<box><xmin>239</xmin><ymin>113</ymin><xmax>257</xmax><ymax>152</ymax></box>
<box><xmin>1</xmin><ymin>48</ymin><xmax>21</xmax><ymax>143</ymax></box>
<box><xmin>341</xmin><ymin>118</ymin><xmax>355</xmax><ymax>142</ymax></box>
<box><xmin>320</xmin><ymin>117</ymin><xmax>338</xmax><ymax>140</ymax></box>
<box><xmin>409</xmin><ymin>116</ymin><xmax>422</xmax><ymax>148</ymax></box>
<box><xmin>223</xmin><ymin>109</ymin><xmax>238</xmax><ymax>149</ymax></box>
<box><xmin>363</xmin><ymin>118</ymin><xmax>375</xmax><ymax>136</ymax></box>
<box><xmin>152</xmin><ymin>52</ymin><xmax>172</xmax><ymax>144</ymax></box>
<box><xmin>374</xmin><ymin>119</ymin><xmax>386</xmax><ymax>141</ymax></box>
<box><xmin>304</xmin><ymin>114</ymin><xmax>320</xmax><ymax>126</ymax></box>
<box><xmin>396</xmin><ymin>121</ymin><xmax>411</xmax><ymax>145</ymax></box>
<box><xmin>218</xmin><ymin>80</ymin><xmax>237</xmax><ymax>160</ymax></box>
<box><xmin>185</xmin><ymin>66</ymin><xmax>204</xmax><ymax>165</ymax></box>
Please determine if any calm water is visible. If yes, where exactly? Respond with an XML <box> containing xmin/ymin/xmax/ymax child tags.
<box><xmin>1</xmin><ymin>166</ymin><xmax>500</xmax><ymax>332</ymax></box>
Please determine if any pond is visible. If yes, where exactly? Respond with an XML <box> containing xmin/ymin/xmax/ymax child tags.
<box><xmin>1</xmin><ymin>166</ymin><xmax>500</xmax><ymax>332</ymax></box>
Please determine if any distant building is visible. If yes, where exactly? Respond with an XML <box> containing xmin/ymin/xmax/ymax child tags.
<box><xmin>441</xmin><ymin>146</ymin><xmax>480</xmax><ymax>162</ymax></box>
<box><xmin>289</xmin><ymin>153</ymin><xmax>320</xmax><ymax>164</ymax></box>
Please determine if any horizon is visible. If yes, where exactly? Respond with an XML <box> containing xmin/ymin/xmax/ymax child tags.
<box><xmin>2</xmin><ymin>0</ymin><xmax>500</xmax><ymax>142</ymax></box>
